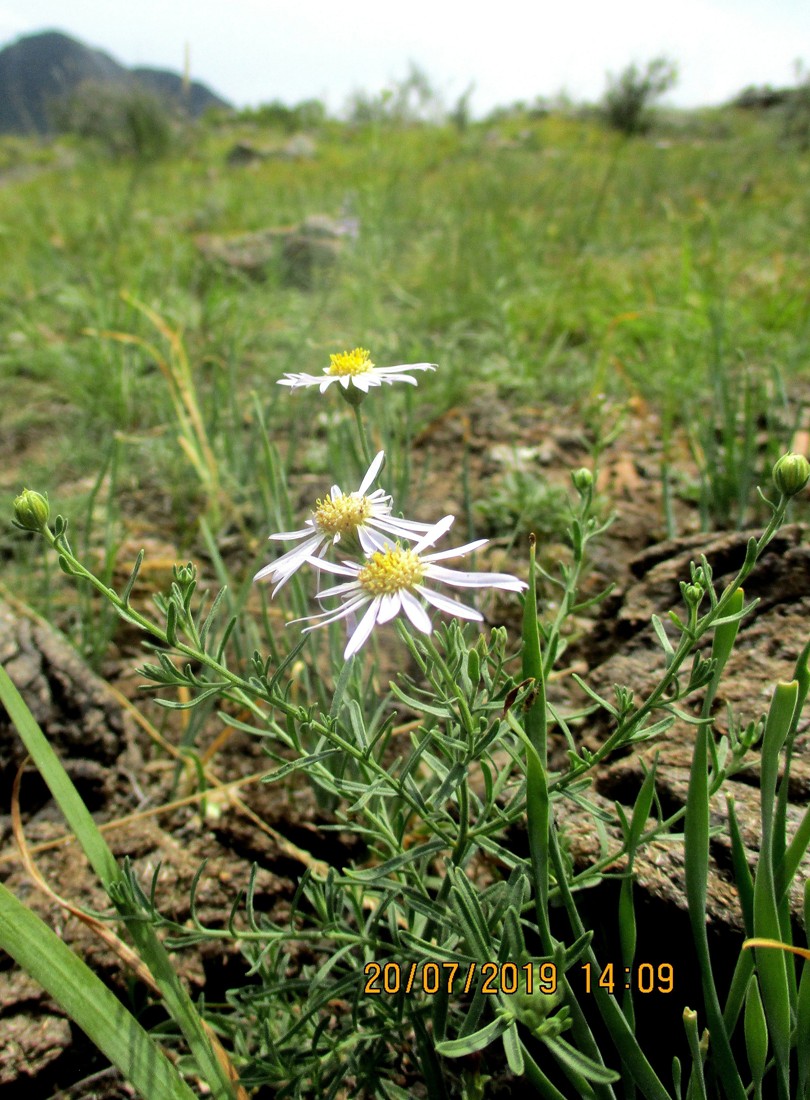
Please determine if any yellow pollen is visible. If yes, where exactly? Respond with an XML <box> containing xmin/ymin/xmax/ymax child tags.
<box><xmin>358</xmin><ymin>546</ymin><xmax>425</xmax><ymax>596</ymax></box>
<box><xmin>313</xmin><ymin>494</ymin><xmax>372</xmax><ymax>536</ymax></box>
<box><xmin>328</xmin><ymin>347</ymin><xmax>374</xmax><ymax>377</ymax></box>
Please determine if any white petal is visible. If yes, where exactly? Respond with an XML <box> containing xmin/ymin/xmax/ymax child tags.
<box><xmin>253</xmin><ymin>534</ymin><xmax>323</xmax><ymax>583</ymax></box>
<box><xmin>316</xmin><ymin>579</ymin><xmax>365</xmax><ymax>599</ymax></box>
<box><xmin>358</xmin><ymin>451</ymin><xmax>386</xmax><ymax>496</ymax></box>
<box><xmin>308</xmin><ymin>557</ymin><xmax>360</xmax><ymax>577</ymax></box>
<box><xmin>412</xmin><ymin>515</ymin><xmax>455</xmax><ymax>554</ymax></box>
<box><xmin>372</xmin><ymin>515</ymin><xmax>434</xmax><ymax>534</ymax></box>
<box><xmin>377</xmin><ymin>592</ymin><xmax>403</xmax><ymax>623</ymax></box>
<box><xmin>366</xmin><ymin>516</ymin><xmax>433</xmax><ymax>543</ymax></box>
<box><xmin>400</xmin><ymin>589</ymin><xmax>433</xmax><ymax>634</ymax></box>
<box><xmin>379</xmin><ymin>373</ymin><xmax>418</xmax><ymax>386</ymax></box>
<box><xmin>425</xmin><ymin>564</ymin><xmax>526</xmax><ymax>590</ymax></box>
<box><xmin>345</xmin><ymin>598</ymin><xmax>383</xmax><ymax>658</ymax></box>
<box><xmin>416</xmin><ymin>585</ymin><xmax>484</xmax><ymax>620</ymax></box>
<box><xmin>374</xmin><ymin>363</ymin><xmax>437</xmax><ymax>375</ymax></box>
<box><xmin>268</xmin><ymin>524</ymin><xmax>314</xmax><ymax>541</ymax></box>
<box><xmin>423</xmin><ymin>538</ymin><xmax>489</xmax><ymax>562</ymax></box>
<box><xmin>278</xmin><ymin>372</ymin><xmax>325</xmax><ymax>389</ymax></box>
<box><xmin>297</xmin><ymin>594</ymin><xmax>370</xmax><ymax>628</ymax></box>
<box><xmin>358</xmin><ymin>526</ymin><xmax>390</xmax><ymax>554</ymax></box>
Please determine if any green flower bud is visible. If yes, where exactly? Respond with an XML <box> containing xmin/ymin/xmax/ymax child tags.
<box><xmin>466</xmin><ymin>645</ymin><xmax>481</xmax><ymax>685</ymax></box>
<box><xmin>571</xmin><ymin>467</ymin><xmax>594</xmax><ymax>494</ymax></box>
<box><xmin>511</xmin><ymin>965</ymin><xmax>565</xmax><ymax>1035</ymax></box>
<box><xmin>173</xmin><ymin>562</ymin><xmax>197</xmax><ymax>586</ymax></box>
<box><xmin>773</xmin><ymin>452</ymin><xmax>810</xmax><ymax>498</ymax></box>
<box><xmin>13</xmin><ymin>489</ymin><xmax>50</xmax><ymax>532</ymax></box>
<box><xmin>682</xmin><ymin>582</ymin><xmax>704</xmax><ymax>608</ymax></box>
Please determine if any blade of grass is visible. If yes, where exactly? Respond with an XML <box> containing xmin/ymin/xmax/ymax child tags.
<box><xmin>0</xmin><ymin>879</ymin><xmax>198</xmax><ymax>1100</ymax></box>
<box><xmin>0</xmin><ymin>663</ymin><xmax>239</xmax><ymax>1100</ymax></box>
<box><xmin>684</xmin><ymin>589</ymin><xmax>747</xmax><ymax>1100</ymax></box>
<box><xmin>751</xmin><ymin>679</ymin><xmax>798</xmax><ymax>1100</ymax></box>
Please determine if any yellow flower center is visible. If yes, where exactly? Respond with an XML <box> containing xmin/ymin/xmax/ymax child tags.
<box><xmin>313</xmin><ymin>494</ymin><xmax>372</xmax><ymax>536</ymax></box>
<box><xmin>358</xmin><ymin>546</ymin><xmax>425</xmax><ymax>596</ymax></box>
<box><xmin>328</xmin><ymin>348</ymin><xmax>374</xmax><ymax>377</ymax></box>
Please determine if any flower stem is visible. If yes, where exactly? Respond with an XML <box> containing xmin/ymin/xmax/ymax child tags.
<box><xmin>353</xmin><ymin>405</ymin><xmax>374</xmax><ymax>468</ymax></box>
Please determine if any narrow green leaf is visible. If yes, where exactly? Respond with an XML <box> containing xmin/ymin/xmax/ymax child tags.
<box><xmin>389</xmin><ymin>682</ymin><xmax>455</xmax><ymax>718</ymax></box>
<box><xmin>198</xmin><ymin>585</ymin><xmax>228</xmax><ymax>647</ymax></box>
<box><xmin>346</xmin><ymin>839</ymin><xmax>446</xmax><ymax>882</ymax></box>
<box><xmin>501</xmin><ymin>1021</ymin><xmax>525</xmax><ymax>1075</ymax></box>
<box><xmin>774</xmin><ymin>638</ymin><xmax>810</xmax><ymax>898</ymax></box>
<box><xmin>261</xmin><ymin>750</ymin><xmax>343</xmax><ymax>783</ymax></box>
<box><xmin>155</xmin><ymin>685</ymin><xmax>226</xmax><ymax>709</ymax></box>
<box><xmin>521</xmin><ymin>537</ymin><xmax>553</xmax><ymax>958</ymax></box>
<box><xmin>165</xmin><ymin>600</ymin><xmax>178</xmax><ymax>646</ymax></box>
<box><xmin>683</xmin><ymin>588</ymin><xmax>748</xmax><ymax>1100</ymax></box>
<box><xmin>627</xmin><ymin>759</ymin><xmax>657</xmax><ymax>855</ymax></box>
<box><xmin>448</xmin><ymin>865</ymin><xmax>494</xmax><ymax>958</ymax></box>
<box><xmin>121</xmin><ymin>549</ymin><xmax>145</xmax><ymax>607</ymax></box>
<box><xmin>797</xmin><ymin>881</ymin><xmax>810</xmax><ymax>1099</ymax></box>
<box><xmin>435</xmin><ymin>1015</ymin><xmax>509</xmax><ymax>1057</ymax></box>
<box><xmin>744</xmin><ymin>973</ymin><xmax>768</xmax><ymax>1089</ymax></box>
<box><xmin>0</xmin><ymin>881</ymin><xmax>197</xmax><ymax>1100</ymax></box>
<box><xmin>726</xmin><ymin>795</ymin><xmax>754</xmax><ymax>936</ymax></box>
<box><xmin>0</xmin><ymin>665</ymin><xmax>238</xmax><ymax>1100</ymax></box>
<box><xmin>753</xmin><ymin>681</ymin><xmax>799</xmax><ymax>1097</ymax></box>
<box><xmin>569</xmin><ymin>674</ymin><xmax>619</xmax><ymax>717</ymax></box>
<box><xmin>543</xmin><ymin>1035</ymin><xmax>621</xmax><ymax>1085</ymax></box>
<box><xmin>0</xmin><ymin>664</ymin><xmax>119</xmax><ymax>885</ymax></box>
<box><xmin>651</xmin><ymin>615</ymin><xmax>675</xmax><ymax>663</ymax></box>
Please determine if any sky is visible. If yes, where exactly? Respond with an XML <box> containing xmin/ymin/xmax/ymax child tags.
<box><xmin>0</xmin><ymin>0</ymin><xmax>807</xmax><ymax>116</ymax></box>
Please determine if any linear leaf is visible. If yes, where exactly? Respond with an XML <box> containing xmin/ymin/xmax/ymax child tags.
<box><xmin>435</xmin><ymin>1014</ymin><xmax>509</xmax><ymax>1057</ymax></box>
<box><xmin>0</xmin><ymin>881</ymin><xmax>197</xmax><ymax>1100</ymax></box>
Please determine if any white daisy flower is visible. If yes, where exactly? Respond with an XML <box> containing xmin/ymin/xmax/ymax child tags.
<box><xmin>254</xmin><ymin>451</ymin><xmax>433</xmax><ymax>594</ymax></box>
<box><xmin>299</xmin><ymin>516</ymin><xmax>527</xmax><ymax>659</ymax></box>
<box><xmin>278</xmin><ymin>347</ymin><xmax>436</xmax><ymax>394</ymax></box>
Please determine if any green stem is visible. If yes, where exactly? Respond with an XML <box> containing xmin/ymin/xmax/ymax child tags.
<box><xmin>557</xmin><ymin>498</ymin><xmax>789</xmax><ymax>791</ymax></box>
<box><xmin>353</xmin><ymin>403</ymin><xmax>375</xmax><ymax>467</ymax></box>
<box><xmin>522</xmin><ymin>536</ymin><xmax>551</xmax><ymax>949</ymax></box>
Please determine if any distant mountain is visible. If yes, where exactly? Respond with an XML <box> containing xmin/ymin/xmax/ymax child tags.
<box><xmin>0</xmin><ymin>30</ymin><xmax>230</xmax><ymax>134</ymax></box>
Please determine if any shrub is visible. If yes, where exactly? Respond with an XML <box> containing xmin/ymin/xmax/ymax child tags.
<box><xmin>52</xmin><ymin>81</ymin><xmax>174</xmax><ymax>161</ymax></box>
<box><xmin>602</xmin><ymin>57</ymin><xmax>678</xmax><ymax>135</ymax></box>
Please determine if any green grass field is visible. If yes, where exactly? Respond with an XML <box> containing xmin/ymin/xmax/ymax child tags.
<box><xmin>1</xmin><ymin>102</ymin><xmax>809</xmax><ymax>642</ymax></box>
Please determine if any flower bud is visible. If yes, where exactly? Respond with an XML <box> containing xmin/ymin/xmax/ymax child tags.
<box><xmin>512</xmin><ymin>966</ymin><xmax>564</xmax><ymax>1035</ymax></box>
<box><xmin>571</xmin><ymin>467</ymin><xmax>593</xmax><ymax>494</ymax></box>
<box><xmin>773</xmin><ymin>453</ymin><xmax>810</xmax><ymax>498</ymax></box>
<box><xmin>13</xmin><ymin>489</ymin><xmax>50</xmax><ymax>532</ymax></box>
<box><xmin>173</xmin><ymin>562</ymin><xmax>197</xmax><ymax>586</ymax></box>
<box><xmin>466</xmin><ymin>645</ymin><xmax>481</xmax><ymax>685</ymax></box>
<box><xmin>682</xmin><ymin>582</ymin><xmax>704</xmax><ymax>609</ymax></box>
